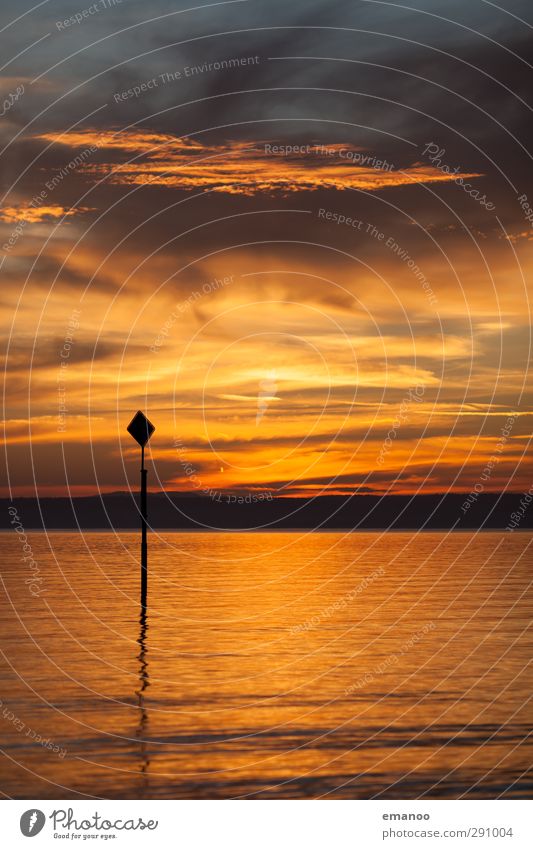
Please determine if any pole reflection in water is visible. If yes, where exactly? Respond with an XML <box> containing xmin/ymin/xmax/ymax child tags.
<box><xmin>135</xmin><ymin>602</ymin><xmax>150</xmax><ymax>795</ymax></box>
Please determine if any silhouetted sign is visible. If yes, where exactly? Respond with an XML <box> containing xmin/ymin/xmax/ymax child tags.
<box><xmin>127</xmin><ymin>410</ymin><xmax>155</xmax><ymax>447</ymax></box>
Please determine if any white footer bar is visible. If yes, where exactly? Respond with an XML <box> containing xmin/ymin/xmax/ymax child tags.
<box><xmin>4</xmin><ymin>799</ymin><xmax>532</xmax><ymax>848</ymax></box>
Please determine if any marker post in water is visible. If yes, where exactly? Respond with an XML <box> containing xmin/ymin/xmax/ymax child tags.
<box><xmin>127</xmin><ymin>410</ymin><xmax>155</xmax><ymax>606</ymax></box>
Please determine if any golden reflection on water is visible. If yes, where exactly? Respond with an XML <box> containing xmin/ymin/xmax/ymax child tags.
<box><xmin>0</xmin><ymin>531</ymin><xmax>531</xmax><ymax>798</ymax></box>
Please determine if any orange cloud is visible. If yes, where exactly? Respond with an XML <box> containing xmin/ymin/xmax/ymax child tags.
<box><xmin>0</xmin><ymin>204</ymin><xmax>90</xmax><ymax>223</ymax></box>
<box><xmin>36</xmin><ymin>131</ymin><xmax>482</xmax><ymax>196</ymax></box>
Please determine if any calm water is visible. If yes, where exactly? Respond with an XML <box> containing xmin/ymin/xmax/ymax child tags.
<box><xmin>0</xmin><ymin>531</ymin><xmax>531</xmax><ymax>799</ymax></box>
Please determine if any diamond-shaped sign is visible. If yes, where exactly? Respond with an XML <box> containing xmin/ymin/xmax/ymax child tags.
<box><xmin>127</xmin><ymin>410</ymin><xmax>155</xmax><ymax>447</ymax></box>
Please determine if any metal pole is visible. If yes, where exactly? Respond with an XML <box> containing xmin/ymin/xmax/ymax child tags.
<box><xmin>140</xmin><ymin>443</ymin><xmax>147</xmax><ymax>606</ymax></box>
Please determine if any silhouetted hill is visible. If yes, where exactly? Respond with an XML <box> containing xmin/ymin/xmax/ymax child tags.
<box><xmin>2</xmin><ymin>492</ymin><xmax>531</xmax><ymax>530</ymax></box>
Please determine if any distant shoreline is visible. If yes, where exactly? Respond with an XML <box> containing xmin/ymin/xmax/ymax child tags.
<box><xmin>1</xmin><ymin>493</ymin><xmax>531</xmax><ymax>531</ymax></box>
<box><xmin>1</xmin><ymin>527</ymin><xmax>531</xmax><ymax>533</ymax></box>
<box><xmin>0</xmin><ymin>528</ymin><xmax>533</xmax><ymax>536</ymax></box>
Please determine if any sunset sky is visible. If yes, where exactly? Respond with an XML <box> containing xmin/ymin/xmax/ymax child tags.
<box><xmin>1</xmin><ymin>0</ymin><xmax>532</xmax><ymax>498</ymax></box>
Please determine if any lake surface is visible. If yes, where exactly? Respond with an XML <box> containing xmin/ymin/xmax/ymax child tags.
<box><xmin>0</xmin><ymin>531</ymin><xmax>531</xmax><ymax>799</ymax></box>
